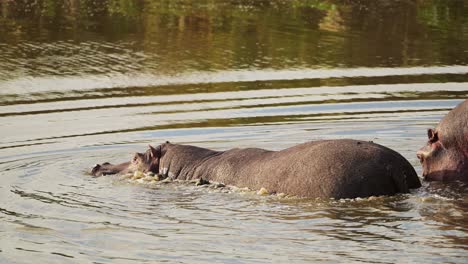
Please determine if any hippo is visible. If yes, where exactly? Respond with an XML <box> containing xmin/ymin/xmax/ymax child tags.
<box><xmin>417</xmin><ymin>99</ymin><xmax>468</xmax><ymax>182</ymax></box>
<box><xmin>91</xmin><ymin>139</ymin><xmax>420</xmax><ymax>199</ymax></box>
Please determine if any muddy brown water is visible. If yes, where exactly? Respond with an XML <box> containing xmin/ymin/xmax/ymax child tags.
<box><xmin>0</xmin><ymin>1</ymin><xmax>467</xmax><ymax>263</ymax></box>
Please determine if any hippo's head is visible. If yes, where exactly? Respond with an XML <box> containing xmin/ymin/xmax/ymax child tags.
<box><xmin>417</xmin><ymin>100</ymin><xmax>468</xmax><ymax>182</ymax></box>
<box><xmin>91</xmin><ymin>145</ymin><xmax>161</xmax><ymax>176</ymax></box>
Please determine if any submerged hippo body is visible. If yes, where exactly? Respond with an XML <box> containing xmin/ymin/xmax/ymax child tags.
<box><xmin>92</xmin><ymin>139</ymin><xmax>420</xmax><ymax>199</ymax></box>
<box><xmin>417</xmin><ymin>99</ymin><xmax>468</xmax><ymax>182</ymax></box>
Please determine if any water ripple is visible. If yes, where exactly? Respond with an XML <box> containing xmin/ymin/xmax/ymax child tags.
<box><xmin>1</xmin><ymin>66</ymin><xmax>468</xmax><ymax>95</ymax></box>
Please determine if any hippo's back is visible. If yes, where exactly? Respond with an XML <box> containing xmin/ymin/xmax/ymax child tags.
<box><xmin>252</xmin><ymin>139</ymin><xmax>420</xmax><ymax>199</ymax></box>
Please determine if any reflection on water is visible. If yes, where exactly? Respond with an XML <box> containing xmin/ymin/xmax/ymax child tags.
<box><xmin>1</xmin><ymin>0</ymin><xmax>468</xmax><ymax>77</ymax></box>
<box><xmin>0</xmin><ymin>0</ymin><xmax>467</xmax><ymax>263</ymax></box>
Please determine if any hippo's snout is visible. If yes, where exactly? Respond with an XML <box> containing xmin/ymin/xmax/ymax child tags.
<box><xmin>91</xmin><ymin>164</ymin><xmax>101</xmax><ymax>173</ymax></box>
<box><xmin>91</xmin><ymin>163</ymin><xmax>105</xmax><ymax>176</ymax></box>
<box><xmin>90</xmin><ymin>145</ymin><xmax>161</xmax><ymax>177</ymax></box>
<box><xmin>90</xmin><ymin>162</ymin><xmax>123</xmax><ymax>176</ymax></box>
<box><xmin>90</xmin><ymin>160</ymin><xmax>133</xmax><ymax>176</ymax></box>
<box><xmin>416</xmin><ymin>150</ymin><xmax>426</xmax><ymax>163</ymax></box>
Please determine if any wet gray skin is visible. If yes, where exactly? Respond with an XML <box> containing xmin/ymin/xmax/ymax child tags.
<box><xmin>91</xmin><ymin>139</ymin><xmax>421</xmax><ymax>199</ymax></box>
<box><xmin>417</xmin><ymin>99</ymin><xmax>468</xmax><ymax>182</ymax></box>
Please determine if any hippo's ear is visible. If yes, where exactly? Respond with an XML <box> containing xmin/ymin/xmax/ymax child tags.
<box><xmin>427</xmin><ymin>129</ymin><xmax>439</xmax><ymax>143</ymax></box>
<box><xmin>148</xmin><ymin>144</ymin><xmax>161</xmax><ymax>159</ymax></box>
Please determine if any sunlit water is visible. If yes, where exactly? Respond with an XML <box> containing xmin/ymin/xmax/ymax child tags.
<box><xmin>0</xmin><ymin>1</ymin><xmax>467</xmax><ymax>263</ymax></box>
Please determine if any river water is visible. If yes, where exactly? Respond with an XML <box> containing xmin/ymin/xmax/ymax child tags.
<box><xmin>0</xmin><ymin>1</ymin><xmax>467</xmax><ymax>263</ymax></box>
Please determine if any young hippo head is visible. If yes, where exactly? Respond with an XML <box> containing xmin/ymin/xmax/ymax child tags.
<box><xmin>417</xmin><ymin>100</ymin><xmax>468</xmax><ymax>182</ymax></box>
<box><xmin>91</xmin><ymin>145</ymin><xmax>161</xmax><ymax>176</ymax></box>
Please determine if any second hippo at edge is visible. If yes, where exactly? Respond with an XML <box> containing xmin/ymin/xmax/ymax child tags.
<box><xmin>417</xmin><ymin>99</ymin><xmax>468</xmax><ymax>182</ymax></box>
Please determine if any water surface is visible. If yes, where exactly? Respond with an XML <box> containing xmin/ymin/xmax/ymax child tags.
<box><xmin>0</xmin><ymin>1</ymin><xmax>467</xmax><ymax>263</ymax></box>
